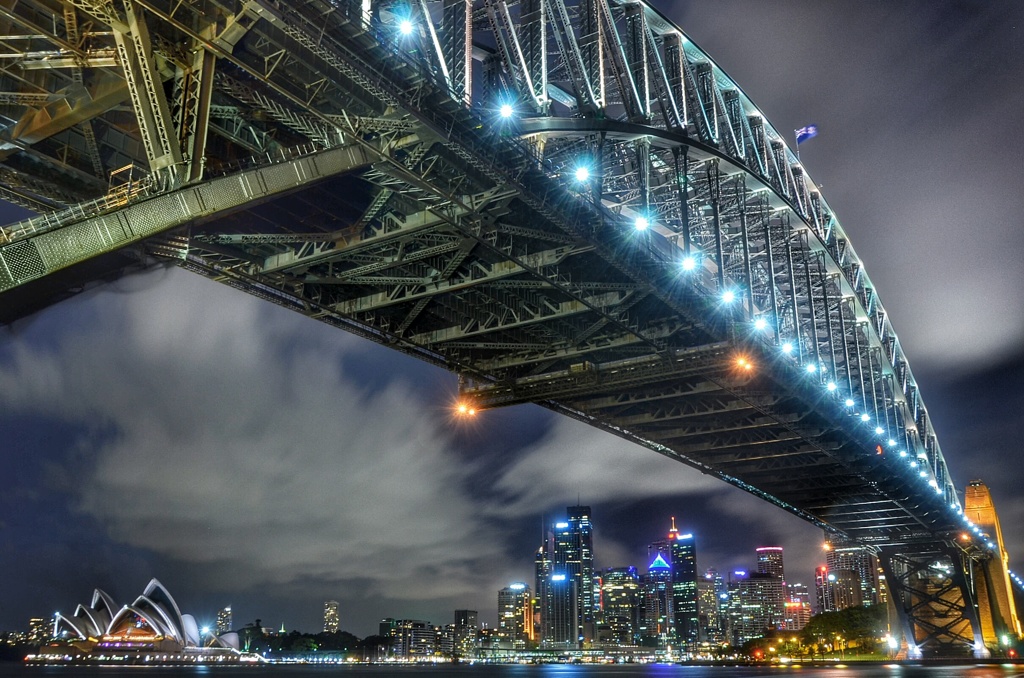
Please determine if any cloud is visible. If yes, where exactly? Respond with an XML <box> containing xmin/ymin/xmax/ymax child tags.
<box><xmin>0</xmin><ymin>269</ymin><xmax>507</xmax><ymax>603</ymax></box>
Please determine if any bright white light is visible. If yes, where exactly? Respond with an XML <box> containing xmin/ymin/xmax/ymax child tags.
<box><xmin>844</xmin><ymin>398</ymin><xmax>855</xmax><ymax>407</ymax></box>
<box><xmin>805</xmin><ymin>363</ymin><xmax>817</xmax><ymax>373</ymax></box>
<box><xmin>860</xmin><ymin>413</ymin><xmax>870</xmax><ymax>422</ymax></box>
<box><xmin>754</xmin><ymin>317</ymin><xmax>768</xmax><ymax>331</ymax></box>
<box><xmin>499</xmin><ymin>103</ymin><xmax>514</xmax><ymax>118</ymax></box>
<box><xmin>888</xmin><ymin>439</ymin><xmax>897</xmax><ymax>447</ymax></box>
<box><xmin>682</xmin><ymin>255</ymin><xmax>697</xmax><ymax>271</ymax></box>
<box><xmin>782</xmin><ymin>342</ymin><xmax>794</xmax><ymax>354</ymax></box>
<box><xmin>398</xmin><ymin>19</ymin><xmax>414</xmax><ymax>35</ymax></box>
<box><xmin>574</xmin><ymin>166</ymin><xmax>590</xmax><ymax>181</ymax></box>
<box><xmin>634</xmin><ymin>216</ymin><xmax>649</xmax><ymax>230</ymax></box>
<box><xmin>875</xmin><ymin>426</ymin><xmax>884</xmax><ymax>435</ymax></box>
<box><xmin>899</xmin><ymin>450</ymin><xmax>908</xmax><ymax>457</ymax></box>
<box><xmin>201</xmin><ymin>627</ymin><xmax>210</xmax><ymax>635</ymax></box>
<box><xmin>827</xmin><ymin>381</ymin><xmax>837</xmax><ymax>391</ymax></box>
<box><xmin>910</xmin><ymin>461</ymin><xmax>918</xmax><ymax>467</ymax></box>
<box><xmin>919</xmin><ymin>470</ymin><xmax>928</xmax><ymax>477</ymax></box>
<box><xmin>722</xmin><ymin>289</ymin><xmax>735</xmax><ymax>303</ymax></box>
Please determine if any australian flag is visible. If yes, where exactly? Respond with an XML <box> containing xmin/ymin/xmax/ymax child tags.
<box><xmin>795</xmin><ymin>124</ymin><xmax>819</xmax><ymax>145</ymax></box>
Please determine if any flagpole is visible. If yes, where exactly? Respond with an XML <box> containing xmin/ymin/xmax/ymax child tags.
<box><xmin>795</xmin><ymin>129</ymin><xmax>800</xmax><ymax>162</ymax></box>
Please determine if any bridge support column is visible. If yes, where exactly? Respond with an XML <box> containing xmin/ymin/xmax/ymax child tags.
<box><xmin>879</xmin><ymin>544</ymin><xmax>988</xmax><ymax>658</ymax></box>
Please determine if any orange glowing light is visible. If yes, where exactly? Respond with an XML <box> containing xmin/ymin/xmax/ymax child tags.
<box><xmin>961</xmin><ymin>533</ymin><xmax>971</xmax><ymax>541</ymax></box>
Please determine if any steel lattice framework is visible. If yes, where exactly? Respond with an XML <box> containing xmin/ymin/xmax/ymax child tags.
<box><xmin>0</xmin><ymin>0</ymin><xmax>1011</xmax><ymax>656</ymax></box>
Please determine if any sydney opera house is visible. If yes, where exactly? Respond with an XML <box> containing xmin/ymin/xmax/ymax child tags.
<box><xmin>33</xmin><ymin>579</ymin><xmax>249</xmax><ymax>663</ymax></box>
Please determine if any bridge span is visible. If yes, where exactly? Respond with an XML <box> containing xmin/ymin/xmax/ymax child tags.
<box><xmin>0</xmin><ymin>0</ymin><xmax>1016</xmax><ymax>656</ymax></box>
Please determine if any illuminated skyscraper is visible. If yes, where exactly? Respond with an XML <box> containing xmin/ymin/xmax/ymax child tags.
<box><xmin>601</xmin><ymin>567</ymin><xmax>640</xmax><ymax>645</ymax></box>
<box><xmin>498</xmin><ymin>583</ymin><xmax>533</xmax><ymax>648</ymax></box>
<box><xmin>536</xmin><ymin>506</ymin><xmax>594</xmax><ymax>648</ymax></box>
<box><xmin>454</xmin><ymin>610</ymin><xmax>478</xmax><ymax>654</ymax></box>
<box><xmin>756</xmin><ymin>547</ymin><xmax>785</xmax><ymax>579</ymax></box>
<box><xmin>324</xmin><ymin>600</ymin><xmax>340</xmax><ymax>633</ymax></box>
<box><xmin>216</xmin><ymin>606</ymin><xmax>233</xmax><ymax>635</ymax></box>
<box><xmin>642</xmin><ymin>554</ymin><xmax>673</xmax><ymax>643</ymax></box>
<box><xmin>648</xmin><ymin>518</ymin><xmax>698</xmax><ymax>646</ymax></box>
<box><xmin>755</xmin><ymin>547</ymin><xmax>785</xmax><ymax>629</ymax></box>
<box><xmin>824</xmin><ymin>540</ymin><xmax>880</xmax><ymax>606</ymax></box>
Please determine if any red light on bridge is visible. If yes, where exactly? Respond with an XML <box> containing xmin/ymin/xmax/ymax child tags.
<box><xmin>876</xmin><ymin>445</ymin><xmax>884</xmax><ymax>455</ymax></box>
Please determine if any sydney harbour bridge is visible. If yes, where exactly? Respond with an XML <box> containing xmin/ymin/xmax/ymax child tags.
<box><xmin>0</xmin><ymin>0</ymin><xmax>1018</xmax><ymax>657</ymax></box>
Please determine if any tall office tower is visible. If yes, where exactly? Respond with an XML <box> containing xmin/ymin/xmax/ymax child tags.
<box><xmin>642</xmin><ymin>554</ymin><xmax>673</xmax><ymax>643</ymax></box>
<box><xmin>498</xmin><ymin>583</ymin><xmax>533</xmax><ymax>648</ymax></box>
<box><xmin>728</xmin><ymin>571</ymin><xmax>783</xmax><ymax>643</ymax></box>
<box><xmin>324</xmin><ymin>600</ymin><xmax>340</xmax><ymax>633</ymax></box>
<box><xmin>602</xmin><ymin>567</ymin><xmax>640</xmax><ymax>645</ymax></box>
<box><xmin>824</xmin><ymin>539</ymin><xmax>880</xmax><ymax>606</ymax></box>
<box><xmin>814</xmin><ymin>566</ymin><xmax>833</xmax><ymax>613</ymax></box>
<box><xmin>783</xmin><ymin>582</ymin><xmax>812</xmax><ymax>630</ymax></box>
<box><xmin>454</xmin><ymin>610</ymin><xmax>478</xmax><ymax>654</ymax></box>
<box><xmin>697</xmin><ymin>578</ymin><xmax>721</xmax><ymax>643</ymax></box>
<box><xmin>755</xmin><ymin>547</ymin><xmax>785</xmax><ymax>629</ymax></box>
<box><xmin>536</xmin><ymin>506</ymin><xmax>595</xmax><ymax>648</ymax></box>
<box><xmin>216</xmin><ymin>605</ymin><xmax>233</xmax><ymax>635</ymax></box>
<box><xmin>756</xmin><ymin>547</ymin><xmax>785</xmax><ymax>580</ymax></box>
<box><xmin>648</xmin><ymin>517</ymin><xmax>698</xmax><ymax>646</ymax></box>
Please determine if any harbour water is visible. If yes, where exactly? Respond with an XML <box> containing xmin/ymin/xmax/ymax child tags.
<box><xmin>4</xmin><ymin>664</ymin><xmax>1024</xmax><ymax>678</ymax></box>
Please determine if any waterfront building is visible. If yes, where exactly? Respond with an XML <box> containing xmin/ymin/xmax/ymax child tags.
<box><xmin>390</xmin><ymin>619</ymin><xmax>434</xmax><ymax>657</ymax></box>
<box><xmin>601</xmin><ymin>567</ymin><xmax>640</xmax><ymax>645</ymax></box>
<box><xmin>216</xmin><ymin>606</ymin><xmax>232</xmax><ymax>635</ymax></box>
<box><xmin>783</xmin><ymin>583</ymin><xmax>812</xmax><ymax>630</ymax></box>
<box><xmin>41</xmin><ymin>579</ymin><xmax>240</xmax><ymax>663</ymax></box>
<box><xmin>825</xmin><ymin>540</ymin><xmax>880</xmax><ymax>606</ymax></box>
<box><xmin>648</xmin><ymin>518</ymin><xmax>699</xmax><ymax>646</ymax></box>
<box><xmin>755</xmin><ymin>547</ymin><xmax>786</xmax><ymax>629</ymax></box>
<box><xmin>497</xmin><ymin>583</ymin><xmax>533</xmax><ymax>648</ymax></box>
<box><xmin>536</xmin><ymin>505</ymin><xmax>595</xmax><ymax>648</ymax></box>
<box><xmin>454</xmin><ymin>609</ymin><xmax>478</xmax><ymax>654</ymax></box>
<box><xmin>324</xmin><ymin>600</ymin><xmax>340</xmax><ymax>633</ymax></box>
<box><xmin>641</xmin><ymin>554</ymin><xmax>673</xmax><ymax>644</ymax></box>
<box><xmin>697</xmin><ymin>577</ymin><xmax>722</xmax><ymax>643</ymax></box>
<box><xmin>28</xmin><ymin>618</ymin><xmax>49</xmax><ymax>645</ymax></box>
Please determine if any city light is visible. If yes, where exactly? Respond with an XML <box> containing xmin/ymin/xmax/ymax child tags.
<box><xmin>634</xmin><ymin>215</ymin><xmax>649</xmax><ymax>230</ymax></box>
<box><xmin>398</xmin><ymin>19</ymin><xmax>414</xmax><ymax>35</ymax></box>
<box><xmin>574</xmin><ymin>165</ymin><xmax>590</xmax><ymax>181</ymax></box>
<box><xmin>499</xmin><ymin>103</ymin><xmax>514</xmax><ymax>118</ymax></box>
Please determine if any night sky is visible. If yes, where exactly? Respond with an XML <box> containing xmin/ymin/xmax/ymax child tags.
<box><xmin>1</xmin><ymin>1</ymin><xmax>1022</xmax><ymax>639</ymax></box>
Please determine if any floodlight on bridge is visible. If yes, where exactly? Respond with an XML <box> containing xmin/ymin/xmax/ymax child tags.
<box><xmin>721</xmin><ymin>289</ymin><xmax>735</xmax><ymax>303</ymax></box>
<box><xmin>634</xmin><ymin>215</ymin><xmax>650</xmax><ymax>231</ymax></box>
<box><xmin>781</xmin><ymin>342</ymin><xmax>794</xmax><ymax>355</ymax></box>
<box><xmin>899</xmin><ymin>450</ymin><xmax>908</xmax><ymax>457</ymax></box>
<box><xmin>860</xmin><ymin>413</ymin><xmax>870</xmax><ymax>422</ymax></box>
<box><xmin>844</xmin><ymin>398</ymin><xmax>855</xmax><ymax>407</ymax></box>
<box><xmin>826</xmin><ymin>381</ymin><xmax>837</xmax><ymax>392</ymax></box>
<box><xmin>875</xmin><ymin>426</ymin><xmax>884</xmax><ymax>435</ymax></box>
<box><xmin>888</xmin><ymin>439</ymin><xmax>897</xmax><ymax>447</ymax></box>
<box><xmin>455</xmin><ymin>401</ymin><xmax>477</xmax><ymax>417</ymax></box>
<box><xmin>805</xmin><ymin>363</ymin><xmax>817</xmax><ymax>373</ymax></box>
<box><xmin>398</xmin><ymin>19</ymin><xmax>414</xmax><ymax>35</ymax></box>
<box><xmin>753</xmin><ymin>317</ymin><xmax>769</xmax><ymax>331</ymax></box>
<box><xmin>573</xmin><ymin>165</ymin><xmax>590</xmax><ymax>182</ymax></box>
<box><xmin>681</xmin><ymin>254</ymin><xmax>698</xmax><ymax>271</ymax></box>
<box><xmin>498</xmin><ymin>103</ymin><xmax>515</xmax><ymax>119</ymax></box>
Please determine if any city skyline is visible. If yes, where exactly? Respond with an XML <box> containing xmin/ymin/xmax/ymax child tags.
<box><xmin>1</xmin><ymin>0</ymin><xmax>1022</xmax><ymax>641</ymax></box>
